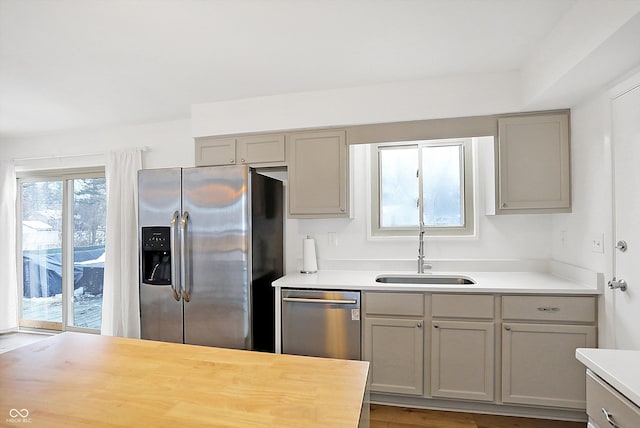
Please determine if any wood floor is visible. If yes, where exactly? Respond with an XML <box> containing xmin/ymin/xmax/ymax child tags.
<box><xmin>370</xmin><ymin>404</ymin><xmax>585</xmax><ymax>428</ymax></box>
<box><xmin>0</xmin><ymin>331</ymin><xmax>53</xmax><ymax>354</ymax></box>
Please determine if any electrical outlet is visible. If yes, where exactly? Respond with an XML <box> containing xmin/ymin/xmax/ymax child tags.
<box><xmin>591</xmin><ymin>234</ymin><xmax>604</xmax><ymax>253</ymax></box>
<box><xmin>328</xmin><ymin>232</ymin><xmax>338</xmax><ymax>248</ymax></box>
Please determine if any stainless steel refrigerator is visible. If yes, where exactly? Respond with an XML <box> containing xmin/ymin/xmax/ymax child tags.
<box><xmin>138</xmin><ymin>165</ymin><xmax>283</xmax><ymax>352</ymax></box>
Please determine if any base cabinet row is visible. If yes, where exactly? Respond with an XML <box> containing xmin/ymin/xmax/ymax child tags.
<box><xmin>362</xmin><ymin>293</ymin><xmax>597</xmax><ymax>411</ymax></box>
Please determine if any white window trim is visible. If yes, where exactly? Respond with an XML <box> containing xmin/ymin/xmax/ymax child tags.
<box><xmin>369</xmin><ymin>138</ymin><xmax>475</xmax><ymax>238</ymax></box>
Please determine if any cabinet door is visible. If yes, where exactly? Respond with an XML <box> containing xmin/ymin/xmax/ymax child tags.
<box><xmin>288</xmin><ymin>130</ymin><xmax>348</xmax><ymax>217</ymax></box>
<box><xmin>236</xmin><ymin>134</ymin><xmax>285</xmax><ymax>165</ymax></box>
<box><xmin>364</xmin><ymin>317</ymin><xmax>424</xmax><ymax>396</ymax></box>
<box><xmin>431</xmin><ymin>321</ymin><xmax>495</xmax><ymax>401</ymax></box>
<box><xmin>587</xmin><ymin>371</ymin><xmax>640</xmax><ymax>428</ymax></box>
<box><xmin>497</xmin><ymin>112</ymin><xmax>570</xmax><ymax>213</ymax></box>
<box><xmin>195</xmin><ymin>137</ymin><xmax>236</xmax><ymax>166</ymax></box>
<box><xmin>502</xmin><ymin>323</ymin><xmax>596</xmax><ymax>409</ymax></box>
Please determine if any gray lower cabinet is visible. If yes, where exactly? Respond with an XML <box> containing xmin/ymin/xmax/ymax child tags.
<box><xmin>502</xmin><ymin>323</ymin><xmax>596</xmax><ymax>409</ymax></box>
<box><xmin>430</xmin><ymin>294</ymin><xmax>495</xmax><ymax>402</ymax></box>
<box><xmin>431</xmin><ymin>320</ymin><xmax>495</xmax><ymax>401</ymax></box>
<box><xmin>586</xmin><ymin>370</ymin><xmax>640</xmax><ymax>428</ymax></box>
<box><xmin>363</xmin><ymin>292</ymin><xmax>424</xmax><ymax>396</ymax></box>
<box><xmin>501</xmin><ymin>295</ymin><xmax>597</xmax><ymax>409</ymax></box>
<box><xmin>364</xmin><ymin>317</ymin><xmax>424</xmax><ymax>396</ymax></box>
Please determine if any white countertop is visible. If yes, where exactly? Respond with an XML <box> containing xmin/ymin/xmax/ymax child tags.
<box><xmin>576</xmin><ymin>348</ymin><xmax>640</xmax><ymax>407</ymax></box>
<box><xmin>273</xmin><ymin>270</ymin><xmax>601</xmax><ymax>294</ymax></box>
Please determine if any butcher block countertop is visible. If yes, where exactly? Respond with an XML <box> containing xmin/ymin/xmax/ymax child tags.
<box><xmin>0</xmin><ymin>332</ymin><xmax>369</xmax><ymax>428</ymax></box>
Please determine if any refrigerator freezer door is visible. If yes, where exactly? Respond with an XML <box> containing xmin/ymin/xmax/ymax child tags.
<box><xmin>182</xmin><ymin>166</ymin><xmax>251</xmax><ymax>349</ymax></box>
<box><xmin>138</xmin><ymin>168</ymin><xmax>184</xmax><ymax>344</ymax></box>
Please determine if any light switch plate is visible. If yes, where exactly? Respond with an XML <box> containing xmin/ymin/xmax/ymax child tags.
<box><xmin>591</xmin><ymin>234</ymin><xmax>604</xmax><ymax>253</ymax></box>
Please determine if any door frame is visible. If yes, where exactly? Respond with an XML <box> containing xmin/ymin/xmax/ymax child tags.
<box><xmin>606</xmin><ymin>68</ymin><xmax>640</xmax><ymax>348</ymax></box>
<box><xmin>16</xmin><ymin>168</ymin><xmax>105</xmax><ymax>333</ymax></box>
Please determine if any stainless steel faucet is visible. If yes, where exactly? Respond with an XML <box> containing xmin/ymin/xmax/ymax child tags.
<box><xmin>418</xmin><ymin>221</ymin><xmax>426</xmax><ymax>273</ymax></box>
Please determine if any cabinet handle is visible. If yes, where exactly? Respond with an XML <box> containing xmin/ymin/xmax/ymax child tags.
<box><xmin>229</xmin><ymin>159</ymin><xmax>234</xmax><ymax>164</ymax></box>
<box><xmin>417</xmin><ymin>322</ymin><xmax>423</xmax><ymax>328</ymax></box>
<box><xmin>433</xmin><ymin>324</ymin><xmax>438</xmax><ymax>329</ymax></box>
<box><xmin>602</xmin><ymin>408</ymin><xmax>621</xmax><ymax>428</ymax></box>
<box><xmin>502</xmin><ymin>203</ymin><xmax>508</xmax><ymax>208</ymax></box>
<box><xmin>504</xmin><ymin>326</ymin><xmax>511</xmax><ymax>331</ymax></box>
<box><xmin>240</xmin><ymin>158</ymin><xmax>245</xmax><ymax>163</ymax></box>
<box><xmin>537</xmin><ymin>307</ymin><xmax>560</xmax><ymax>312</ymax></box>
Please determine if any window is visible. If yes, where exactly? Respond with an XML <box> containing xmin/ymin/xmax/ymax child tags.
<box><xmin>18</xmin><ymin>168</ymin><xmax>106</xmax><ymax>331</ymax></box>
<box><xmin>371</xmin><ymin>138</ymin><xmax>474</xmax><ymax>237</ymax></box>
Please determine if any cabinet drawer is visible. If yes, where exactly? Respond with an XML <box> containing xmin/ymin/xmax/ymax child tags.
<box><xmin>365</xmin><ymin>292</ymin><xmax>424</xmax><ymax>316</ymax></box>
<box><xmin>502</xmin><ymin>296</ymin><xmax>595</xmax><ymax>323</ymax></box>
<box><xmin>432</xmin><ymin>294</ymin><xmax>494</xmax><ymax>319</ymax></box>
<box><xmin>587</xmin><ymin>371</ymin><xmax>640</xmax><ymax>428</ymax></box>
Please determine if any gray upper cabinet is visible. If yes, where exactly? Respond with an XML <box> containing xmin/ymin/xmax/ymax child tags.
<box><xmin>287</xmin><ymin>130</ymin><xmax>349</xmax><ymax>218</ymax></box>
<box><xmin>195</xmin><ymin>134</ymin><xmax>285</xmax><ymax>167</ymax></box>
<box><xmin>195</xmin><ymin>137</ymin><xmax>236</xmax><ymax>166</ymax></box>
<box><xmin>497</xmin><ymin>111</ymin><xmax>571</xmax><ymax>213</ymax></box>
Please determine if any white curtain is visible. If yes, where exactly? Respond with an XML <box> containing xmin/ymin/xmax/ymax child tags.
<box><xmin>101</xmin><ymin>150</ymin><xmax>142</xmax><ymax>338</ymax></box>
<box><xmin>0</xmin><ymin>161</ymin><xmax>18</xmax><ymax>332</ymax></box>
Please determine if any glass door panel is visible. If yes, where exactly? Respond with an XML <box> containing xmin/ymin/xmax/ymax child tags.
<box><xmin>21</xmin><ymin>180</ymin><xmax>63</xmax><ymax>330</ymax></box>
<box><xmin>70</xmin><ymin>177</ymin><xmax>106</xmax><ymax>330</ymax></box>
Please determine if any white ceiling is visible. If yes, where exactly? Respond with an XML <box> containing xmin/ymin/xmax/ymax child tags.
<box><xmin>0</xmin><ymin>0</ymin><xmax>618</xmax><ymax>138</ymax></box>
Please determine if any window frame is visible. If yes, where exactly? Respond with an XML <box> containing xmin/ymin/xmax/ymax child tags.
<box><xmin>16</xmin><ymin>167</ymin><xmax>106</xmax><ymax>333</ymax></box>
<box><xmin>370</xmin><ymin>138</ymin><xmax>475</xmax><ymax>237</ymax></box>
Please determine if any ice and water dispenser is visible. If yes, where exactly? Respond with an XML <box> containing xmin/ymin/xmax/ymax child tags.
<box><xmin>141</xmin><ymin>227</ymin><xmax>171</xmax><ymax>285</ymax></box>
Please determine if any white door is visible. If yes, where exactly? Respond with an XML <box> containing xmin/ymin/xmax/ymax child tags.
<box><xmin>611</xmin><ymin>74</ymin><xmax>640</xmax><ymax>349</ymax></box>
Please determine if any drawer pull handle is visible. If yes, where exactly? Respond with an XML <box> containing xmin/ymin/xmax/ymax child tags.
<box><xmin>537</xmin><ymin>307</ymin><xmax>560</xmax><ymax>312</ymax></box>
<box><xmin>417</xmin><ymin>322</ymin><xmax>423</xmax><ymax>329</ymax></box>
<box><xmin>504</xmin><ymin>326</ymin><xmax>511</xmax><ymax>331</ymax></box>
<box><xmin>602</xmin><ymin>408</ymin><xmax>621</xmax><ymax>428</ymax></box>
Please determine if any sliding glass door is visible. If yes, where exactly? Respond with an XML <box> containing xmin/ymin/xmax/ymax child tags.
<box><xmin>21</xmin><ymin>180</ymin><xmax>64</xmax><ymax>329</ymax></box>
<box><xmin>19</xmin><ymin>170</ymin><xmax>106</xmax><ymax>332</ymax></box>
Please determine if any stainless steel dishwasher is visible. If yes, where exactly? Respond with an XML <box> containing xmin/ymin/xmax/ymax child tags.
<box><xmin>281</xmin><ymin>289</ymin><xmax>361</xmax><ymax>360</ymax></box>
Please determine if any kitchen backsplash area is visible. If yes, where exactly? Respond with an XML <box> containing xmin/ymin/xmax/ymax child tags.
<box><xmin>286</xmin><ymin>143</ymin><xmax>556</xmax><ymax>274</ymax></box>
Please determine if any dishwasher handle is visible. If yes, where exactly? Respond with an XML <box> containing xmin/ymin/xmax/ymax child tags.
<box><xmin>282</xmin><ymin>297</ymin><xmax>358</xmax><ymax>305</ymax></box>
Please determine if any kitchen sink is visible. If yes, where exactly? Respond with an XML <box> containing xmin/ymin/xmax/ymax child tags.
<box><xmin>375</xmin><ymin>275</ymin><xmax>476</xmax><ymax>285</ymax></box>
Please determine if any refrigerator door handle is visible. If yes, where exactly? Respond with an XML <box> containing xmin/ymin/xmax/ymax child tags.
<box><xmin>180</xmin><ymin>211</ymin><xmax>191</xmax><ymax>302</ymax></box>
<box><xmin>169</xmin><ymin>211</ymin><xmax>181</xmax><ymax>301</ymax></box>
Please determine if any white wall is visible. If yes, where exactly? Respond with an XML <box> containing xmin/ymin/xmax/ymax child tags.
<box><xmin>1</xmin><ymin>119</ymin><xmax>194</xmax><ymax>170</ymax></box>
<box><xmin>285</xmin><ymin>142</ymin><xmax>554</xmax><ymax>273</ymax></box>
<box><xmin>1</xmin><ymin>77</ymin><xmax>558</xmax><ymax>277</ymax></box>
<box><xmin>551</xmin><ymin>94</ymin><xmax>611</xmax><ymax>274</ymax></box>
<box><xmin>3</xmin><ymin>75</ymin><xmax>621</xmax><ymax>343</ymax></box>
<box><xmin>549</xmin><ymin>91</ymin><xmax>614</xmax><ymax>347</ymax></box>
<box><xmin>192</xmin><ymin>72</ymin><xmax>522</xmax><ymax>137</ymax></box>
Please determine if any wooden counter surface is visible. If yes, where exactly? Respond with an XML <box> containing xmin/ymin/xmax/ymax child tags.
<box><xmin>0</xmin><ymin>332</ymin><xmax>369</xmax><ymax>427</ymax></box>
